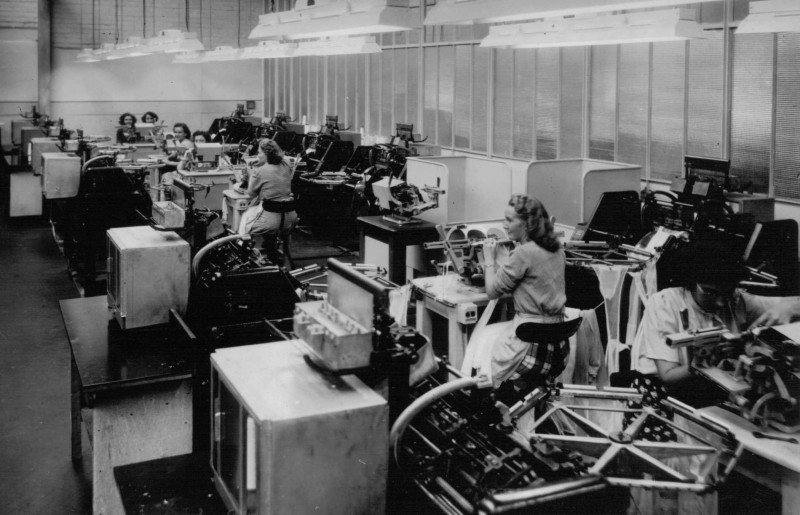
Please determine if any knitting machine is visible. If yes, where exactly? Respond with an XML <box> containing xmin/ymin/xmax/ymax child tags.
<box><xmin>390</xmin><ymin>374</ymin><xmax>741</xmax><ymax>514</ymax></box>
<box><xmin>667</xmin><ymin>323</ymin><xmax>800</xmax><ymax>433</ymax></box>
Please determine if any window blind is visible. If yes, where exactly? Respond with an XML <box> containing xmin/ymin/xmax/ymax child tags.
<box><xmin>589</xmin><ymin>46</ymin><xmax>617</xmax><ymax>163</ymax></box>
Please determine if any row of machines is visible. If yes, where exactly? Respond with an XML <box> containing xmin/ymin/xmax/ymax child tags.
<box><xmin>102</xmin><ymin>220</ymin><xmax>745</xmax><ymax>514</ymax></box>
<box><xmin>41</xmin><ymin>112</ymin><xmax>795</xmax><ymax>513</ymax></box>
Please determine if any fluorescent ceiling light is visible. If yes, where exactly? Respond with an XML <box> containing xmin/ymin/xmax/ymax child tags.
<box><xmin>480</xmin><ymin>8</ymin><xmax>706</xmax><ymax>48</ymax></box>
<box><xmin>144</xmin><ymin>30</ymin><xmax>204</xmax><ymax>54</ymax></box>
<box><xmin>249</xmin><ymin>0</ymin><xmax>419</xmax><ymax>40</ymax></box>
<box><xmin>737</xmin><ymin>0</ymin><xmax>800</xmax><ymax>33</ymax></box>
<box><xmin>294</xmin><ymin>36</ymin><xmax>382</xmax><ymax>56</ymax></box>
<box><xmin>173</xmin><ymin>51</ymin><xmax>204</xmax><ymax>64</ymax></box>
<box><xmin>202</xmin><ymin>46</ymin><xmax>244</xmax><ymax>62</ymax></box>
<box><xmin>425</xmin><ymin>0</ymin><xmax>719</xmax><ymax>25</ymax></box>
<box><xmin>76</xmin><ymin>48</ymin><xmax>101</xmax><ymax>63</ymax></box>
<box><xmin>240</xmin><ymin>40</ymin><xmax>297</xmax><ymax>59</ymax></box>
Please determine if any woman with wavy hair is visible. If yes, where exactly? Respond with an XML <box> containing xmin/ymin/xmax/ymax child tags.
<box><xmin>481</xmin><ymin>194</ymin><xmax>567</xmax><ymax>400</ymax></box>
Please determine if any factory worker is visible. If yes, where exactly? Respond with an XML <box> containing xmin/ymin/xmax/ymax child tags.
<box><xmin>481</xmin><ymin>194</ymin><xmax>568</xmax><ymax>402</ymax></box>
<box><xmin>236</xmin><ymin>139</ymin><xmax>297</xmax><ymax>266</ymax></box>
<box><xmin>625</xmin><ymin>237</ymin><xmax>800</xmax><ymax>439</ymax></box>
<box><xmin>142</xmin><ymin>111</ymin><xmax>159</xmax><ymax>124</ymax></box>
<box><xmin>116</xmin><ymin>113</ymin><xmax>138</xmax><ymax>144</ymax></box>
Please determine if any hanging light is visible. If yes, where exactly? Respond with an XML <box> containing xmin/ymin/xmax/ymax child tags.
<box><xmin>201</xmin><ymin>46</ymin><xmax>245</xmax><ymax>62</ymax></box>
<box><xmin>76</xmin><ymin>48</ymin><xmax>101</xmax><ymax>63</ymax></box>
<box><xmin>737</xmin><ymin>0</ymin><xmax>800</xmax><ymax>34</ymax></box>
<box><xmin>424</xmin><ymin>0</ymin><xmax>720</xmax><ymax>25</ymax></box>
<box><xmin>240</xmin><ymin>40</ymin><xmax>298</xmax><ymax>59</ymax></box>
<box><xmin>294</xmin><ymin>36</ymin><xmax>382</xmax><ymax>56</ymax></box>
<box><xmin>173</xmin><ymin>51</ymin><xmax>205</xmax><ymax>64</ymax></box>
<box><xmin>480</xmin><ymin>8</ymin><xmax>707</xmax><ymax>49</ymax></box>
<box><xmin>249</xmin><ymin>0</ymin><xmax>419</xmax><ymax>40</ymax></box>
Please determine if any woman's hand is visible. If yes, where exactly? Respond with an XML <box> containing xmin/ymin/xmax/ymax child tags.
<box><xmin>749</xmin><ymin>298</ymin><xmax>800</xmax><ymax>329</ymax></box>
<box><xmin>483</xmin><ymin>237</ymin><xmax>498</xmax><ymax>265</ymax></box>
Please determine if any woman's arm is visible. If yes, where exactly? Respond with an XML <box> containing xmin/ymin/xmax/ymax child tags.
<box><xmin>655</xmin><ymin>359</ymin><xmax>692</xmax><ymax>386</ymax></box>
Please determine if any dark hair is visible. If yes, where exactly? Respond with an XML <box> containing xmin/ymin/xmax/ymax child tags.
<box><xmin>118</xmin><ymin>112</ymin><xmax>137</xmax><ymax>125</ymax></box>
<box><xmin>192</xmin><ymin>130</ymin><xmax>210</xmax><ymax>142</ymax></box>
<box><xmin>508</xmin><ymin>194</ymin><xmax>560</xmax><ymax>252</ymax></box>
<box><xmin>173</xmin><ymin>123</ymin><xmax>191</xmax><ymax>138</ymax></box>
<box><xmin>142</xmin><ymin>111</ymin><xmax>159</xmax><ymax>122</ymax></box>
<box><xmin>678</xmin><ymin>237</ymin><xmax>747</xmax><ymax>291</ymax></box>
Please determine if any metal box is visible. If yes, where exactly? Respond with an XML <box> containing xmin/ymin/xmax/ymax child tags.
<box><xmin>9</xmin><ymin>171</ymin><xmax>42</xmax><ymax>217</ymax></box>
<box><xmin>211</xmin><ymin>340</ymin><xmax>388</xmax><ymax>515</ymax></box>
<box><xmin>30</xmin><ymin>138</ymin><xmax>61</xmax><ymax>175</ymax></box>
<box><xmin>223</xmin><ymin>189</ymin><xmax>250</xmax><ymax>231</ymax></box>
<box><xmin>172</xmin><ymin>169</ymin><xmax>236</xmax><ymax>211</ymax></box>
<box><xmin>151</xmin><ymin>201</ymin><xmax>186</xmax><ymax>229</ymax></box>
<box><xmin>21</xmin><ymin>127</ymin><xmax>45</xmax><ymax>166</ymax></box>
<box><xmin>41</xmin><ymin>152</ymin><xmax>81</xmax><ymax>199</ymax></box>
<box><xmin>107</xmin><ymin>226</ymin><xmax>190</xmax><ymax>330</ymax></box>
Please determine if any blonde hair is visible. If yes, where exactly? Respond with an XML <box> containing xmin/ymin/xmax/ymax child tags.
<box><xmin>508</xmin><ymin>194</ymin><xmax>560</xmax><ymax>252</ymax></box>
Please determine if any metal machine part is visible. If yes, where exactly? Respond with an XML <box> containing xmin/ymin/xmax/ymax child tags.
<box><xmin>372</xmin><ymin>176</ymin><xmax>445</xmax><ymax>225</ymax></box>
<box><xmin>391</xmin><ymin>375</ymin><xmax>742</xmax><ymax>514</ymax></box>
<box><xmin>189</xmin><ymin>234</ymin><xmax>303</xmax><ymax>327</ymax></box>
<box><xmin>667</xmin><ymin>325</ymin><xmax>800</xmax><ymax>432</ymax></box>
<box><xmin>424</xmin><ymin>223</ymin><xmax>513</xmax><ymax>287</ymax></box>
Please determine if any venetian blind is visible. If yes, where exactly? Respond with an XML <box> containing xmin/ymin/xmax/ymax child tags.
<box><xmin>775</xmin><ymin>33</ymin><xmax>800</xmax><ymax>201</ymax></box>
<box><xmin>730</xmin><ymin>32</ymin><xmax>773</xmax><ymax>194</ymax></box>
<box><xmin>618</xmin><ymin>43</ymin><xmax>649</xmax><ymax>175</ymax></box>
<box><xmin>589</xmin><ymin>45</ymin><xmax>617</xmax><ymax>162</ymax></box>
<box><xmin>650</xmin><ymin>41</ymin><xmax>685</xmax><ymax>183</ymax></box>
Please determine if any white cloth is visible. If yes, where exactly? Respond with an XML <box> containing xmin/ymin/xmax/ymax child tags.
<box><xmin>238</xmin><ymin>204</ymin><xmax>264</xmax><ymax>235</ymax></box>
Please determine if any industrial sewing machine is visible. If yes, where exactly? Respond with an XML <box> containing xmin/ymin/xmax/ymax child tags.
<box><xmin>667</xmin><ymin>323</ymin><xmax>800</xmax><ymax>433</ymax></box>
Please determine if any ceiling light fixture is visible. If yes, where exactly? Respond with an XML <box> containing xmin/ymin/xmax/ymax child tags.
<box><xmin>249</xmin><ymin>0</ymin><xmax>419</xmax><ymax>40</ymax></box>
<box><xmin>736</xmin><ymin>0</ymin><xmax>800</xmax><ymax>34</ymax></box>
<box><xmin>425</xmin><ymin>0</ymin><xmax>719</xmax><ymax>26</ymax></box>
<box><xmin>294</xmin><ymin>36</ymin><xmax>382</xmax><ymax>56</ymax></box>
<box><xmin>480</xmin><ymin>8</ymin><xmax>707</xmax><ymax>49</ymax></box>
<box><xmin>240</xmin><ymin>40</ymin><xmax>298</xmax><ymax>59</ymax></box>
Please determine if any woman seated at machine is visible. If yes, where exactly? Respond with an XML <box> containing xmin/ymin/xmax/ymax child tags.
<box><xmin>141</xmin><ymin>111</ymin><xmax>159</xmax><ymax>124</ymax></box>
<box><xmin>116</xmin><ymin>112</ymin><xmax>138</xmax><ymax>144</ymax></box>
<box><xmin>627</xmin><ymin>237</ymin><xmax>800</xmax><ymax>436</ymax></box>
<box><xmin>236</xmin><ymin>139</ymin><xmax>297</xmax><ymax>266</ymax></box>
<box><xmin>192</xmin><ymin>130</ymin><xmax>210</xmax><ymax>144</ymax></box>
<box><xmin>480</xmin><ymin>194</ymin><xmax>570</xmax><ymax>402</ymax></box>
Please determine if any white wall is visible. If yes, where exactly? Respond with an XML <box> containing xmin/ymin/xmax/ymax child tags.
<box><xmin>0</xmin><ymin>30</ymin><xmax>38</xmax><ymax>147</ymax></box>
<box><xmin>50</xmin><ymin>49</ymin><xmax>263</xmax><ymax>139</ymax></box>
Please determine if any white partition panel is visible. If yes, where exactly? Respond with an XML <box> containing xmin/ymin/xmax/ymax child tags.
<box><xmin>525</xmin><ymin>158</ymin><xmax>642</xmax><ymax>227</ymax></box>
<box><xmin>406</xmin><ymin>156</ymin><xmax>513</xmax><ymax>225</ymax></box>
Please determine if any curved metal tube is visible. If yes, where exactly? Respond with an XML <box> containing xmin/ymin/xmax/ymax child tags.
<box><xmin>390</xmin><ymin>376</ymin><xmax>484</xmax><ymax>465</ymax></box>
<box><xmin>191</xmin><ymin>233</ymin><xmax>251</xmax><ymax>277</ymax></box>
<box><xmin>82</xmin><ymin>155</ymin><xmax>115</xmax><ymax>173</ymax></box>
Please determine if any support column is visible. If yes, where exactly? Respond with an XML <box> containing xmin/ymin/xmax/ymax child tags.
<box><xmin>37</xmin><ymin>0</ymin><xmax>51</xmax><ymax>116</ymax></box>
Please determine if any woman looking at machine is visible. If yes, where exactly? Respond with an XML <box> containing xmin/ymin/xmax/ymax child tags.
<box><xmin>192</xmin><ymin>130</ymin><xmax>210</xmax><ymax>144</ymax></box>
<box><xmin>162</xmin><ymin>122</ymin><xmax>194</xmax><ymax>162</ymax></box>
<box><xmin>116</xmin><ymin>113</ymin><xmax>138</xmax><ymax>143</ymax></box>
<box><xmin>142</xmin><ymin>111</ymin><xmax>159</xmax><ymax>124</ymax></box>
<box><xmin>481</xmin><ymin>194</ymin><xmax>568</xmax><ymax>401</ymax></box>
<box><xmin>236</xmin><ymin>139</ymin><xmax>297</xmax><ymax>266</ymax></box>
<box><xmin>630</xmin><ymin>237</ymin><xmax>800</xmax><ymax>406</ymax></box>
